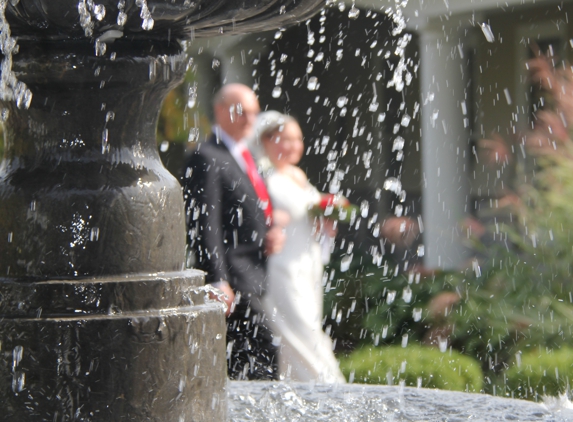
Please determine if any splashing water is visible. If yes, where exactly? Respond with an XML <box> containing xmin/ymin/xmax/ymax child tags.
<box><xmin>307</xmin><ymin>76</ymin><xmax>319</xmax><ymax>91</ymax></box>
<box><xmin>348</xmin><ymin>4</ymin><xmax>360</xmax><ymax>20</ymax></box>
<box><xmin>136</xmin><ymin>0</ymin><xmax>155</xmax><ymax>31</ymax></box>
<box><xmin>480</xmin><ymin>22</ymin><xmax>495</xmax><ymax>43</ymax></box>
<box><xmin>0</xmin><ymin>0</ymin><xmax>32</xmax><ymax>109</ymax></box>
<box><xmin>227</xmin><ymin>381</ymin><xmax>573</xmax><ymax>421</ymax></box>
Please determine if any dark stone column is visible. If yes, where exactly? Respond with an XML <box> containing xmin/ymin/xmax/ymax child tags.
<box><xmin>0</xmin><ymin>41</ymin><xmax>188</xmax><ymax>277</ymax></box>
<box><xmin>0</xmin><ymin>39</ymin><xmax>227</xmax><ymax>421</ymax></box>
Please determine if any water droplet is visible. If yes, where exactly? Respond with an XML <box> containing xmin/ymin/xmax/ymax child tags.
<box><xmin>372</xmin><ymin>223</ymin><xmax>380</xmax><ymax>237</ymax></box>
<box><xmin>7</xmin><ymin>232</ymin><xmax>13</xmax><ymax>243</ymax></box>
<box><xmin>413</xmin><ymin>308</ymin><xmax>422</xmax><ymax>322</ymax></box>
<box><xmin>336</xmin><ymin>49</ymin><xmax>343</xmax><ymax>61</ymax></box>
<box><xmin>472</xmin><ymin>259</ymin><xmax>482</xmax><ymax>277</ymax></box>
<box><xmin>93</xmin><ymin>4</ymin><xmax>106</xmax><ymax>21</ymax></box>
<box><xmin>329</xmin><ymin>177</ymin><xmax>341</xmax><ymax>193</ymax></box>
<box><xmin>78</xmin><ymin>2</ymin><xmax>94</xmax><ymax>36</ymax></box>
<box><xmin>348</xmin><ymin>5</ymin><xmax>360</xmax><ymax>19</ymax></box>
<box><xmin>142</xmin><ymin>16</ymin><xmax>154</xmax><ymax>31</ymax></box>
<box><xmin>187</xmin><ymin>93</ymin><xmax>197</xmax><ymax>108</ymax></box>
<box><xmin>14</xmin><ymin>83</ymin><xmax>32</xmax><ymax>109</ymax></box>
<box><xmin>105</xmin><ymin>111</ymin><xmax>115</xmax><ymax>122</ymax></box>
<box><xmin>401</xmin><ymin>334</ymin><xmax>409</xmax><ymax>348</ymax></box>
<box><xmin>307</xmin><ymin>32</ymin><xmax>315</xmax><ymax>46</ymax></box>
<box><xmin>392</xmin><ymin>136</ymin><xmax>405</xmax><ymax>152</ymax></box>
<box><xmin>515</xmin><ymin>352</ymin><xmax>522</xmax><ymax>368</ymax></box>
<box><xmin>503</xmin><ymin>88</ymin><xmax>512</xmax><ymax>105</ymax></box>
<box><xmin>188</xmin><ymin>128</ymin><xmax>199</xmax><ymax>142</ymax></box>
<box><xmin>138</xmin><ymin>0</ymin><xmax>155</xmax><ymax>31</ymax></box>
<box><xmin>306</xmin><ymin>62</ymin><xmax>314</xmax><ymax>73</ymax></box>
<box><xmin>116</xmin><ymin>11</ymin><xmax>127</xmax><ymax>26</ymax></box>
<box><xmin>340</xmin><ymin>254</ymin><xmax>353</xmax><ymax>272</ymax></box>
<box><xmin>12</xmin><ymin>345</ymin><xmax>23</xmax><ymax>370</ymax></box>
<box><xmin>480</xmin><ymin>22</ymin><xmax>495</xmax><ymax>43</ymax></box>
<box><xmin>271</xmin><ymin>87</ymin><xmax>282</xmax><ymax>99</ymax></box>
<box><xmin>336</xmin><ymin>310</ymin><xmax>342</xmax><ymax>324</ymax></box>
<box><xmin>95</xmin><ymin>39</ymin><xmax>107</xmax><ymax>56</ymax></box>
<box><xmin>307</xmin><ymin>77</ymin><xmax>319</xmax><ymax>91</ymax></box>
<box><xmin>438</xmin><ymin>337</ymin><xmax>448</xmax><ymax>353</ymax></box>
<box><xmin>386</xmin><ymin>290</ymin><xmax>396</xmax><ymax>304</ymax></box>
<box><xmin>274</xmin><ymin>31</ymin><xmax>283</xmax><ymax>40</ymax></box>
<box><xmin>275</xmin><ymin>70</ymin><xmax>283</xmax><ymax>86</ymax></box>
<box><xmin>383</xmin><ymin>177</ymin><xmax>402</xmax><ymax>195</ymax></box>
<box><xmin>89</xmin><ymin>227</ymin><xmax>100</xmax><ymax>241</ymax></box>
<box><xmin>336</xmin><ymin>96</ymin><xmax>347</xmax><ymax>108</ymax></box>
<box><xmin>101</xmin><ymin>128</ymin><xmax>109</xmax><ymax>153</ymax></box>
<box><xmin>12</xmin><ymin>371</ymin><xmax>25</xmax><ymax>393</ymax></box>
<box><xmin>417</xmin><ymin>245</ymin><xmax>425</xmax><ymax>257</ymax></box>
<box><xmin>212</xmin><ymin>59</ymin><xmax>220</xmax><ymax>69</ymax></box>
<box><xmin>360</xmin><ymin>200</ymin><xmax>369</xmax><ymax>218</ymax></box>
<box><xmin>402</xmin><ymin>286</ymin><xmax>412</xmax><ymax>303</ymax></box>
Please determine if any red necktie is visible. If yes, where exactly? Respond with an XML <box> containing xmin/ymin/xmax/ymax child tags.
<box><xmin>241</xmin><ymin>148</ymin><xmax>273</xmax><ymax>224</ymax></box>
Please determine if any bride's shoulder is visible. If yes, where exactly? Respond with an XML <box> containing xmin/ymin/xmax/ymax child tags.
<box><xmin>288</xmin><ymin>166</ymin><xmax>308</xmax><ymax>186</ymax></box>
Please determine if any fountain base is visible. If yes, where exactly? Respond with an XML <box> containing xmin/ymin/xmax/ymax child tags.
<box><xmin>0</xmin><ymin>271</ymin><xmax>227</xmax><ymax>421</ymax></box>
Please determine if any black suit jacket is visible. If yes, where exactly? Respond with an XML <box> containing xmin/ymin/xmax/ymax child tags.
<box><xmin>182</xmin><ymin>135</ymin><xmax>268</xmax><ymax>301</ymax></box>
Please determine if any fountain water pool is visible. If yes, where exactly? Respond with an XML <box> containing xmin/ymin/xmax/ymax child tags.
<box><xmin>227</xmin><ymin>382</ymin><xmax>573</xmax><ymax>421</ymax></box>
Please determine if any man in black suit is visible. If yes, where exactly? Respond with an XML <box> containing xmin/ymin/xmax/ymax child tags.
<box><xmin>182</xmin><ymin>83</ymin><xmax>284</xmax><ymax>380</ymax></box>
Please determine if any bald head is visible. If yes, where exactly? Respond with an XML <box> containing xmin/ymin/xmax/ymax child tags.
<box><xmin>213</xmin><ymin>83</ymin><xmax>260</xmax><ymax>141</ymax></box>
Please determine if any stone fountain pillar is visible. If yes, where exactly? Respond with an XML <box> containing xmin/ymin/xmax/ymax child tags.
<box><xmin>0</xmin><ymin>38</ymin><xmax>228</xmax><ymax>421</ymax></box>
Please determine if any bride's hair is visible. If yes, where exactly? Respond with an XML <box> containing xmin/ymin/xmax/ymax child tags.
<box><xmin>255</xmin><ymin>111</ymin><xmax>297</xmax><ymax>141</ymax></box>
<box><xmin>247</xmin><ymin>111</ymin><xmax>299</xmax><ymax>170</ymax></box>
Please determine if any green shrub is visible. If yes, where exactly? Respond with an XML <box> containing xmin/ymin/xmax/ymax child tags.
<box><xmin>340</xmin><ymin>345</ymin><xmax>483</xmax><ymax>392</ymax></box>
<box><xmin>505</xmin><ymin>347</ymin><xmax>573</xmax><ymax>400</ymax></box>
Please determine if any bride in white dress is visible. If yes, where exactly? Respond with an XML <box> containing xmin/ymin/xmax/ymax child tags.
<box><xmin>254</xmin><ymin>112</ymin><xmax>345</xmax><ymax>383</ymax></box>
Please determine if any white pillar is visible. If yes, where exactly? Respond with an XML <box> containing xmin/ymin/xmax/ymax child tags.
<box><xmin>419</xmin><ymin>22</ymin><xmax>471</xmax><ymax>269</ymax></box>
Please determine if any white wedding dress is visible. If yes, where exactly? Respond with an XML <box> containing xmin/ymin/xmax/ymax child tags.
<box><xmin>263</xmin><ymin>168</ymin><xmax>346</xmax><ymax>383</ymax></box>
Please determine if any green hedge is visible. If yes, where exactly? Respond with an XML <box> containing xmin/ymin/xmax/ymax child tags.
<box><xmin>340</xmin><ymin>345</ymin><xmax>483</xmax><ymax>392</ymax></box>
<box><xmin>505</xmin><ymin>347</ymin><xmax>573</xmax><ymax>400</ymax></box>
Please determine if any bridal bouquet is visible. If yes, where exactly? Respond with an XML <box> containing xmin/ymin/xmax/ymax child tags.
<box><xmin>310</xmin><ymin>193</ymin><xmax>358</xmax><ymax>223</ymax></box>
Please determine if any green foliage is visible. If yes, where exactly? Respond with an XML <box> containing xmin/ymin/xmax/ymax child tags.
<box><xmin>505</xmin><ymin>347</ymin><xmax>573</xmax><ymax>399</ymax></box>
<box><xmin>340</xmin><ymin>345</ymin><xmax>483</xmax><ymax>392</ymax></box>
<box><xmin>323</xmin><ymin>250</ymin><xmax>437</xmax><ymax>352</ymax></box>
<box><xmin>156</xmin><ymin>69</ymin><xmax>210</xmax><ymax>144</ymax></box>
<box><xmin>446</xmin><ymin>153</ymin><xmax>573</xmax><ymax>364</ymax></box>
<box><xmin>326</xmin><ymin>145</ymin><xmax>573</xmax><ymax>399</ymax></box>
